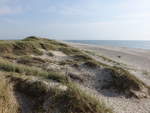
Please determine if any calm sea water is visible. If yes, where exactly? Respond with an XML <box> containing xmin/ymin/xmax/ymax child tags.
<box><xmin>66</xmin><ymin>40</ymin><xmax>150</xmax><ymax>50</ymax></box>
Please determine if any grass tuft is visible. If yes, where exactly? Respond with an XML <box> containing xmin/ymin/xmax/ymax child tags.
<box><xmin>104</xmin><ymin>66</ymin><xmax>149</xmax><ymax>96</ymax></box>
<box><xmin>0</xmin><ymin>58</ymin><xmax>69</xmax><ymax>83</ymax></box>
<box><xmin>0</xmin><ymin>75</ymin><xmax>19</xmax><ymax>113</ymax></box>
<box><xmin>47</xmin><ymin>83</ymin><xmax>113</xmax><ymax>113</ymax></box>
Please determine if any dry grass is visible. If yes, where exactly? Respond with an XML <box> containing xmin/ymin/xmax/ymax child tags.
<box><xmin>0</xmin><ymin>41</ymin><xmax>43</xmax><ymax>55</ymax></box>
<box><xmin>0</xmin><ymin>36</ymin><xmax>69</xmax><ymax>56</ymax></box>
<box><xmin>0</xmin><ymin>74</ymin><xmax>19</xmax><ymax>113</ymax></box>
<box><xmin>5</xmin><ymin>74</ymin><xmax>113</xmax><ymax>113</ymax></box>
<box><xmin>46</xmin><ymin>83</ymin><xmax>114</xmax><ymax>113</ymax></box>
<box><xmin>104</xmin><ymin>66</ymin><xmax>150</xmax><ymax>97</ymax></box>
<box><xmin>17</xmin><ymin>55</ymin><xmax>47</xmax><ymax>67</ymax></box>
<box><xmin>58</xmin><ymin>47</ymin><xmax>82</xmax><ymax>55</ymax></box>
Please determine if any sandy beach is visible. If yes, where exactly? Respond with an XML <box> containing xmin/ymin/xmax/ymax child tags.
<box><xmin>67</xmin><ymin>42</ymin><xmax>150</xmax><ymax>70</ymax></box>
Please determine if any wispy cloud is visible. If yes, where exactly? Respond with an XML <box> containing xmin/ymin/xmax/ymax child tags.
<box><xmin>43</xmin><ymin>5</ymin><xmax>89</xmax><ymax>16</ymax></box>
<box><xmin>0</xmin><ymin>6</ymin><xmax>22</xmax><ymax>15</ymax></box>
<box><xmin>42</xmin><ymin>1</ymin><xmax>105</xmax><ymax>17</ymax></box>
<box><xmin>0</xmin><ymin>0</ymin><xmax>24</xmax><ymax>15</ymax></box>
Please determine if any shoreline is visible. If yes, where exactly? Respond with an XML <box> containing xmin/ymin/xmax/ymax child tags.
<box><xmin>63</xmin><ymin>41</ymin><xmax>150</xmax><ymax>50</ymax></box>
<box><xmin>65</xmin><ymin>41</ymin><xmax>150</xmax><ymax>70</ymax></box>
<box><xmin>64</xmin><ymin>40</ymin><xmax>150</xmax><ymax>50</ymax></box>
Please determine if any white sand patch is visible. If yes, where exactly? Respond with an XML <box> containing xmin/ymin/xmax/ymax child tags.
<box><xmin>50</xmin><ymin>51</ymin><xmax>67</xmax><ymax>57</ymax></box>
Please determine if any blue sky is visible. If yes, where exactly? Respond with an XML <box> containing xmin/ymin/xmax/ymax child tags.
<box><xmin>0</xmin><ymin>0</ymin><xmax>150</xmax><ymax>40</ymax></box>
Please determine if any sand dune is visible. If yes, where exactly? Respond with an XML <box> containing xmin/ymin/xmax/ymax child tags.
<box><xmin>66</xmin><ymin>42</ymin><xmax>150</xmax><ymax>87</ymax></box>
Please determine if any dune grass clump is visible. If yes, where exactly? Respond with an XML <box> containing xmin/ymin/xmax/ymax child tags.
<box><xmin>0</xmin><ymin>42</ymin><xmax>14</xmax><ymax>54</ymax></box>
<box><xmin>47</xmin><ymin>83</ymin><xmax>113</xmax><ymax>113</ymax></box>
<box><xmin>0</xmin><ymin>58</ymin><xmax>47</xmax><ymax>76</ymax></box>
<box><xmin>9</xmin><ymin>76</ymin><xmax>49</xmax><ymax>112</ymax></box>
<box><xmin>0</xmin><ymin>40</ymin><xmax>43</xmax><ymax>55</ymax></box>
<box><xmin>0</xmin><ymin>36</ymin><xmax>88</xmax><ymax>60</ymax></box>
<box><xmin>0</xmin><ymin>36</ymin><xmax>70</xmax><ymax>56</ymax></box>
<box><xmin>0</xmin><ymin>58</ymin><xmax>69</xmax><ymax>83</ymax></box>
<box><xmin>13</xmin><ymin>41</ymin><xmax>43</xmax><ymax>55</ymax></box>
<box><xmin>1</xmin><ymin>54</ymin><xmax>17</xmax><ymax>62</ymax></box>
<box><xmin>72</xmin><ymin>54</ymin><xmax>92</xmax><ymax>61</ymax></box>
<box><xmin>23</xmin><ymin>36</ymin><xmax>68</xmax><ymax>50</ymax></box>
<box><xmin>104</xmin><ymin>66</ymin><xmax>150</xmax><ymax>97</ymax></box>
<box><xmin>22</xmin><ymin>36</ymin><xmax>40</xmax><ymax>41</ymax></box>
<box><xmin>47</xmin><ymin>72</ymin><xmax>69</xmax><ymax>83</ymax></box>
<box><xmin>9</xmin><ymin>74</ymin><xmax>113</xmax><ymax>113</ymax></box>
<box><xmin>14</xmin><ymin>79</ymin><xmax>49</xmax><ymax>98</ymax></box>
<box><xmin>59</xmin><ymin>47</ymin><xmax>82</xmax><ymax>55</ymax></box>
<box><xmin>17</xmin><ymin>56</ymin><xmax>46</xmax><ymax>66</ymax></box>
<box><xmin>0</xmin><ymin>75</ymin><xmax>19</xmax><ymax>113</ymax></box>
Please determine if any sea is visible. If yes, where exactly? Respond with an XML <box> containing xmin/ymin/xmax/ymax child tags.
<box><xmin>65</xmin><ymin>40</ymin><xmax>150</xmax><ymax>50</ymax></box>
<box><xmin>1</xmin><ymin>37</ymin><xmax>150</xmax><ymax>50</ymax></box>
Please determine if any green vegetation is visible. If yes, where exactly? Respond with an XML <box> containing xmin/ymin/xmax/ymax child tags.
<box><xmin>105</xmin><ymin>66</ymin><xmax>150</xmax><ymax>95</ymax></box>
<box><xmin>0</xmin><ymin>36</ymin><xmax>70</xmax><ymax>56</ymax></box>
<box><xmin>0</xmin><ymin>40</ymin><xmax>43</xmax><ymax>55</ymax></box>
<box><xmin>59</xmin><ymin>47</ymin><xmax>82</xmax><ymax>55</ymax></box>
<box><xmin>10</xmin><ymin>76</ymin><xmax>49</xmax><ymax>112</ymax></box>
<box><xmin>1</xmin><ymin>54</ymin><xmax>17</xmax><ymax>61</ymax></box>
<box><xmin>14</xmin><ymin>41</ymin><xmax>43</xmax><ymax>55</ymax></box>
<box><xmin>0</xmin><ymin>58</ymin><xmax>69</xmax><ymax>83</ymax></box>
<box><xmin>17</xmin><ymin>56</ymin><xmax>47</xmax><ymax>66</ymax></box>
